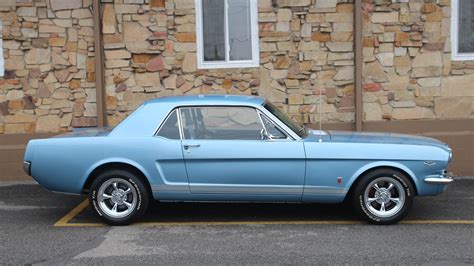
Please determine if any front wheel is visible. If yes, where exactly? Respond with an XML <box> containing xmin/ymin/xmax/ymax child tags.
<box><xmin>89</xmin><ymin>170</ymin><xmax>150</xmax><ymax>225</ymax></box>
<box><xmin>352</xmin><ymin>168</ymin><xmax>415</xmax><ymax>225</ymax></box>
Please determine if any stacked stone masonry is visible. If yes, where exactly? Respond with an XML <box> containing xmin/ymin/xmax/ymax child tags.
<box><xmin>102</xmin><ymin>0</ymin><xmax>355</xmax><ymax>127</ymax></box>
<box><xmin>362</xmin><ymin>0</ymin><xmax>474</xmax><ymax>121</ymax></box>
<box><xmin>0</xmin><ymin>0</ymin><xmax>473</xmax><ymax>134</ymax></box>
<box><xmin>0</xmin><ymin>0</ymin><xmax>97</xmax><ymax>134</ymax></box>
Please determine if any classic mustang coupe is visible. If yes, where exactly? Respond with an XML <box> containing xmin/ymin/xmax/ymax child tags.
<box><xmin>23</xmin><ymin>95</ymin><xmax>453</xmax><ymax>225</ymax></box>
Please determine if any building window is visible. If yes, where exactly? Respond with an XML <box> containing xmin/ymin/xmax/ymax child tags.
<box><xmin>451</xmin><ymin>0</ymin><xmax>474</xmax><ymax>60</ymax></box>
<box><xmin>195</xmin><ymin>0</ymin><xmax>259</xmax><ymax>69</ymax></box>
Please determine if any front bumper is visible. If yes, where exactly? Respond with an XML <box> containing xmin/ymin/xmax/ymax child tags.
<box><xmin>424</xmin><ymin>171</ymin><xmax>454</xmax><ymax>184</ymax></box>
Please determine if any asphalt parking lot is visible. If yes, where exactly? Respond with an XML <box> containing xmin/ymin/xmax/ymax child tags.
<box><xmin>0</xmin><ymin>179</ymin><xmax>473</xmax><ymax>265</ymax></box>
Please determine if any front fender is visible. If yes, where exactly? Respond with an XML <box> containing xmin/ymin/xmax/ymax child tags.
<box><xmin>345</xmin><ymin>161</ymin><xmax>419</xmax><ymax>194</ymax></box>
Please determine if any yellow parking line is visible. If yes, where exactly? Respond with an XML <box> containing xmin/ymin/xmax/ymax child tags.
<box><xmin>56</xmin><ymin>222</ymin><xmax>106</xmax><ymax>227</ymax></box>
<box><xmin>53</xmin><ymin>199</ymin><xmax>90</xmax><ymax>227</ymax></box>
<box><xmin>400</xmin><ymin>220</ymin><xmax>474</xmax><ymax>225</ymax></box>
<box><xmin>54</xmin><ymin>199</ymin><xmax>474</xmax><ymax>227</ymax></box>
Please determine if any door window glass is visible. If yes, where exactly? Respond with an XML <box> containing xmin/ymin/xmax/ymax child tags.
<box><xmin>180</xmin><ymin>107</ymin><xmax>263</xmax><ymax>140</ymax></box>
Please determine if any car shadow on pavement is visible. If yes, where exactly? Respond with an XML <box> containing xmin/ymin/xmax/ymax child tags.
<box><xmin>2</xmin><ymin>180</ymin><xmax>473</xmax><ymax>226</ymax></box>
<box><xmin>71</xmin><ymin>201</ymin><xmax>358</xmax><ymax>224</ymax></box>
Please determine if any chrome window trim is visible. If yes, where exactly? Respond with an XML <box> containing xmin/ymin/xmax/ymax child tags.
<box><xmin>256</xmin><ymin>104</ymin><xmax>301</xmax><ymax>141</ymax></box>
<box><xmin>178</xmin><ymin>105</ymin><xmax>296</xmax><ymax>141</ymax></box>
<box><xmin>176</xmin><ymin>107</ymin><xmax>184</xmax><ymax>140</ymax></box>
<box><xmin>153</xmin><ymin>104</ymin><xmax>301</xmax><ymax>141</ymax></box>
<box><xmin>153</xmin><ymin>109</ymin><xmax>182</xmax><ymax>140</ymax></box>
<box><xmin>257</xmin><ymin>110</ymin><xmax>291</xmax><ymax>141</ymax></box>
<box><xmin>256</xmin><ymin>109</ymin><xmax>268</xmax><ymax>139</ymax></box>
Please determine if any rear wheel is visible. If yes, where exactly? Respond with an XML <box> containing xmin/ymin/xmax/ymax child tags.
<box><xmin>352</xmin><ymin>168</ymin><xmax>414</xmax><ymax>225</ymax></box>
<box><xmin>89</xmin><ymin>170</ymin><xmax>150</xmax><ymax>225</ymax></box>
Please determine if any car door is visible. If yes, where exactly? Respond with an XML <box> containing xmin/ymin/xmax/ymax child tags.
<box><xmin>179</xmin><ymin>106</ymin><xmax>305</xmax><ymax>201</ymax></box>
<box><xmin>152</xmin><ymin>109</ymin><xmax>190</xmax><ymax>198</ymax></box>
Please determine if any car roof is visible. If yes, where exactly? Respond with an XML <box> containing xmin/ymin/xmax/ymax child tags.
<box><xmin>144</xmin><ymin>94</ymin><xmax>266</xmax><ymax>107</ymax></box>
<box><xmin>110</xmin><ymin>94</ymin><xmax>269</xmax><ymax>137</ymax></box>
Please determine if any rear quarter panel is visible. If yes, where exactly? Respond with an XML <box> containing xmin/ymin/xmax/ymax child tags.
<box><xmin>26</xmin><ymin>136</ymin><xmax>172</xmax><ymax>194</ymax></box>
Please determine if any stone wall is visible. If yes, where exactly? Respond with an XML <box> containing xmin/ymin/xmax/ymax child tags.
<box><xmin>0</xmin><ymin>0</ymin><xmax>97</xmax><ymax>134</ymax></box>
<box><xmin>2</xmin><ymin>0</ymin><xmax>474</xmax><ymax>135</ymax></box>
<box><xmin>362</xmin><ymin>0</ymin><xmax>474</xmax><ymax>121</ymax></box>
<box><xmin>103</xmin><ymin>0</ymin><xmax>356</xmax><ymax>126</ymax></box>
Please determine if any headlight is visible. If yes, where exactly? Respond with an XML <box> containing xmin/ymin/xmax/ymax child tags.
<box><xmin>449</xmin><ymin>151</ymin><xmax>453</xmax><ymax>162</ymax></box>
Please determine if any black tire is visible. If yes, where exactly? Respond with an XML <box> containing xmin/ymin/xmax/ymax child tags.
<box><xmin>352</xmin><ymin>168</ymin><xmax>415</xmax><ymax>225</ymax></box>
<box><xmin>89</xmin><ymin>169</ymin><xmax>150</xmax><ymax>226</ymax></box>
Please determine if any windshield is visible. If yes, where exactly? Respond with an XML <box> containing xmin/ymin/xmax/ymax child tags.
<box><xmin>264</xmin><ymin>101</ymin><xmax>307</xmax><ymax>138</ymax></box>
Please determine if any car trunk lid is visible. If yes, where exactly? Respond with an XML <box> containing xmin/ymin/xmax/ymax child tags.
<box><xmin>52</xmin><ymin>127</ymin><xmax>113</xmax><ymax>138</ymax></box>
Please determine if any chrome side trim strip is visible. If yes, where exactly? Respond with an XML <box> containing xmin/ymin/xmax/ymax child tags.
<box><xmin>303</xmin><ymin>186</ymin><xmax>348</xmax><ymax>195</ymax></box>
<box><xmin>189</xmin><ymin>184</ymin><xmax>302</xmax><ymax>195</ymax></box>
<box><xmin>151</xmin><ymin>183</ymin><xmax>189</xmax><ymax>193</ymax></box>
<box><xmin>152</xmin><ymin>184</ymin><xmax>348</xmax><ymax>196</ymax></box>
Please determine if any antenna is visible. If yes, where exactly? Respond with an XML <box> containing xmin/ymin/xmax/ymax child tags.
<box><xmin>318</xmin><ymin>86</ymin><xmax>323</xmax><ymax>143</ymax></box>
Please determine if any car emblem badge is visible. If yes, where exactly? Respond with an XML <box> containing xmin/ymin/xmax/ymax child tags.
<box><xmin>424</xmin><ymin>161</ymin><xmax>436</xmax><ymax>166</ymax></box>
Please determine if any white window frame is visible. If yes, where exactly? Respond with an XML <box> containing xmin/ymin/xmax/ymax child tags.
<box><xmin>0</xmin><ymin>20</ymin><xmax>4</xmax><ymax>77</ymax></box>
<box><xmin>451</xmin><ymin>0</ymin><xmax>474</xmax><ymax>60</ymax></box>
<box><xmin>194</xmin><ymin>0</ymin><xmax>260</xmax><ymax>69</ymax></box>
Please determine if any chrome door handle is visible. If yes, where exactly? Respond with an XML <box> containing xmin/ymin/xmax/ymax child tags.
<box><xmin>183</xmin><ymin>144</ymin><xmax>200</xmax><ymax>150</ymax></box>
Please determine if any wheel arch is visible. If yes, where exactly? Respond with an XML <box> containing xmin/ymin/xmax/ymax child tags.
<box><xmin>344</xmin><ymin>162</ymin><xmax>419</xmax><ymax>201</ymax></box>
<box><xmin>82</xmin><ymin>161</ymin><xmax>152</xmax><ymax>195</ymax></box>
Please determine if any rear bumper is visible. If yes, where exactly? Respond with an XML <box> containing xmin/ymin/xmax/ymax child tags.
<box><xmin>424</xmin><ymin>171</ymin><xmax>454</xmax><ymax>184</ymax></box>
<box><xmin>23</xmin><ymin>161</ymin><xmax>31</xmax><ymax>176</ymax></box>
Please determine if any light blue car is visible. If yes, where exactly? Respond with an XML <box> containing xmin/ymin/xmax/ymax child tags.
<box><xmin>23</xmin><ymin>95</ymin><xmax>453</xmax><ymax>225</ymax></box>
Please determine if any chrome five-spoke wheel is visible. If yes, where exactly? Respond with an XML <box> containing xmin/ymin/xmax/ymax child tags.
<box><xmin>363</xmin><ymin>177</ymin><xmax>406</xmax><ymax>218</ymax></box>
<box><xmin>90</xmin><ymin>170</ymin><xmax>150</xmax><ymax>225</ymax></box>
<box><xmin>352</xmin><ymin>168</ymin><xmax>414</xmax><ymax>225</ymax></box>
<box><xmin>97</xmin><ymin>178</ymin><xmax>138</xmax><ymax>219</ymax></box>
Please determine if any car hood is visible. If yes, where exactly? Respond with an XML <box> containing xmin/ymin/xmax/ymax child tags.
<box><xmin>306</xmin><ymin>130</ymin><xmax>451</xmax><ymax>151</ymax></box>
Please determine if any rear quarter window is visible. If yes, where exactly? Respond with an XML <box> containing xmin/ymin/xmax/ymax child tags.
<box><xmin>156</xmin><ymin>110</ymin><xmax>180</xmax><ymax>139</ymax></box>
